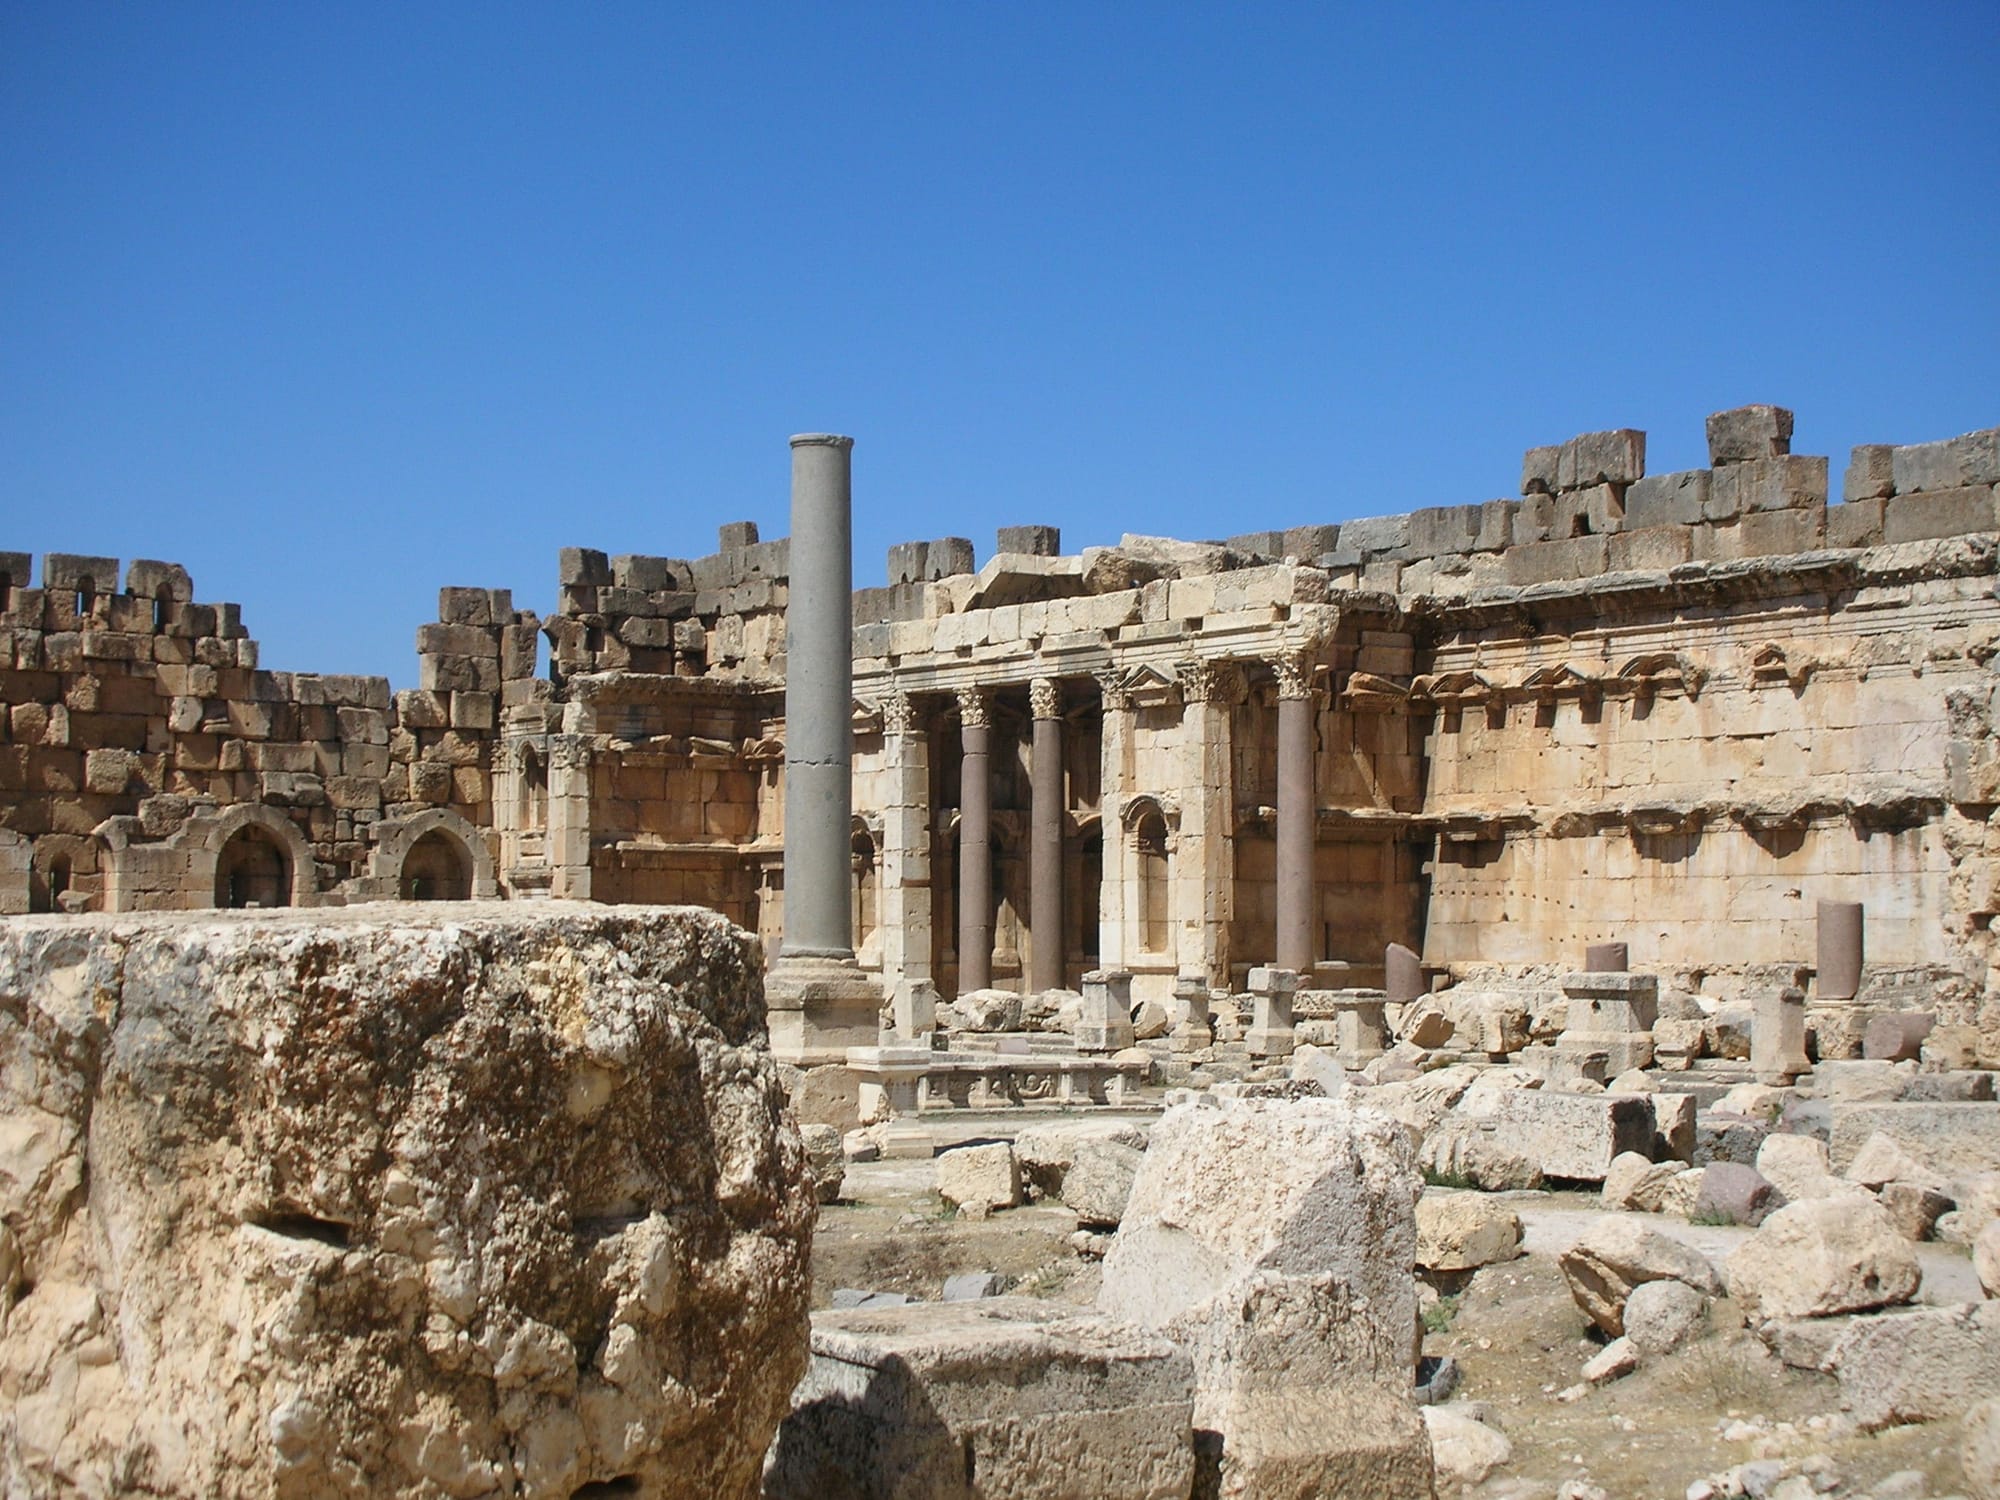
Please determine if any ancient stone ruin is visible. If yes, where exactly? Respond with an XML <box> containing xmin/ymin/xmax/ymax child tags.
<box><xmin>5</xmin><ymin>408</ymin><xmax>2000</xmax><ymax>1498</ymax></box>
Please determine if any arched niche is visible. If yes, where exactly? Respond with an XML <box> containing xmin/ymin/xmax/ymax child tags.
<box><xmin>192</xmin><ymin>806</ymin><xmax>319</xmax><ymax>910</ymax></box>
<box><xmin>368</xmin><ymin>808</ymin><xmax>498</xmax><ymax>902</ymax></box>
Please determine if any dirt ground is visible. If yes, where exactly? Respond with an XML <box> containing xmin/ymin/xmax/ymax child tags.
<box><xmin>810</xmin><ymin>1140</ymin><xmax>1984</xmax><ymax>1500</ymax></box>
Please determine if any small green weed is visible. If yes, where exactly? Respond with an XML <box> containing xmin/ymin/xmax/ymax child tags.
<box><xmin>1422</xmin><ymin>1294</ymin><xmax>1462</xmax><ymax>1334</ymax></box>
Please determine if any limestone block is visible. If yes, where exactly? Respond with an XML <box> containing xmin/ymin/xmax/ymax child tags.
<box><xmin>1013</xmin><ymin>1119</ymin><xmax>1149</xmax><ymax>1201</ymax></box>
<box><xmin>1480</xmin><ymin>1089</ymin><xmax>1655</xmax><ymax>1183</ymax></box>
<box><xmin>1097</xmin><ymin>1096</ymin><xmax>1431</xmax><ymax>1499</ymax></box>
<box><xmin>1977</xmin><ymin>1220</ymin><xmax>2000</xmax><ymax>1296</ymax></box>
<box><xmin>935</xmin><ymin>1142</ymin><xmax>1020</xmax><ymax>1214</ymax></box>
<box><xmin>0</xmin><ymin>904</ymin><xmax>812</xmax><ymax>1499</ymax></box>
<box><xmin>765</xmin><ymin>1299</ymin><xmax>1196</xmax><ymax>1500</ymax></box>
<box><xmin>1339</xmin><ymin>513</ymin><xmax>1411</xmax><ymax>557</ymax></box>
<box><xmin>1725</xmin><ymin>1197</ymin><xmax>1920</xmax><ymax>1321</ymax></box>
<box><xmin>1416</xmin><ymin>1191</ymin><xmax>1523</xmax><ymax>1271</ymax></box>
<box><xmin>1522</xmin><ymin>445</ymin><xmax>1561</xmax><ymax>496</ymax></box>
<box><xmin>1559</xmin><ymin>429</ymin><xmax>1646</xmax><ymax>489</ymax></box>
<box><xmin>1878</xmin><ymin>1182</ymin><xmax>1953</xmax><ymax>1242</ymax></box>
<box><xmin>1417</xmin><ymin>1116</ymin><xmax>1544</xmax><ymax>1192</ymax></box>
<box><xmin>1608</xmin><ymin>524</ymin><xmax>1693</xmax><ymax>572</ymax></box>
<box><xmin>1830</xmin><ymin>1301</ymin><xmax>2000</xmax><ymax>1431</ymax></box>
<box><xmin>1827</xmin><ymin>496</ymin><xmax>1885</xmax><ymax>547</ymax></box>
<box><xmin>557</xmin><ymin>546</ymin><xmax>612</xmax><ymax>586</ymax></box>
<box><xmin>1651</xmin><ymin>1092</ymin><xmax>1697</xmax><ymax>1163</ymax></box>
<box><xmin>1558</xmin><ymin>1217</ymin><xmax>1722</xmax><ymax>1336</ymax></box>
<box><xmin>1965</xmin><ymin>1397</ymin><xmax>2000</xmax><ymax>1500</ymax></box>
<box><xmin>1755</xmin><ymin>1134</ymin><xmax>1867</xmax><ymax>1204</ymax></box>
<box><xmin>1696</xmin><ymin>1163</ymin><xmax>1780</xmax><ymax>1226</ymax></box>
<box><xmin>1707</xmin><ymin>405</ymin><xmax>1794</xmax><ymax>465</ymax></box>
<box><xmin>1827</xmin><ymin>1101</ymin><xmax>2000</xmax><ymax>1176</ymax></box>
<box><xmin>1624</xmin><ymin>1277</ymin><xmax>1707</xmax><ymax>1355</ymax></box>
<box><xmin>1507</xmin><ymin>535</ymin><xmax>1608</xmax><ymax>585</ymax></box>
<box><xmin>1862</xmin><ymin>1011</ymin><xmax>1935</xmax><ymax>1061</ymax></box>
<box><xmin>1625</xmin><ymin>468</ymin><xmax>1711</xmax><ymax>529</ymax></box>
<box><xmin>1601</xmin><ymin>1152</ymin><xmax>1682</xmax><ymax>1213</ymax></box>
<box><xmin>1844</xmin><ymin>444</ymin><xmax>1896</xmax><ymax>502</ymax></box>
<box><xmin>1845</xmin><ymin>1132</ymin><xmax>1948</xmax><ymax>1193</ymax></box>
<box><xmin>82</xmin><ymin>747</ymin><xmax>132</xmax><ymax>795</ymax></box>
<box><xmin>1060</xmin><ymin>1139</ymin><xmax>1145</xmax><ymax>1228</ymax></box>
<box><xmin>1882</xmin><ymin>484</ymin><xmax>2000</xmax><ymax>543</ymax></box>
<box><xmin>1816</xmin><ymin>1059</ymin><xmax>1912</xmax><ymax>1103</ymax></box>
<box><xmin>801</xmin><ymin>1123</ymin><xmax>847</xmax><ymax>1204</ymax></box>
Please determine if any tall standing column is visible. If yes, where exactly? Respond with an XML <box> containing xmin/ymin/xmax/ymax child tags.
<box><xmin>878</xmin><ymin>691</ymin><xmax>933</xmax><ymax>989</ymax></box>
<box><xmin>1176</xmin><ymin>658</ymin><xmax>1238</xmax><ymax>988</ymax></box>
<box><xmin>1095</xmin><ymin>672</ymin><xmax>1135</xmax><ymax>969</ymax></box>
<box><xmin>1273</xmin><ymin>654</ymin><xmax>1317</xmax><ymax>975</ymax></box>
<box><xmin>767</xmin><ymin>433</ymin><xmax>880</xmax><ymax>1068</ymax></box>
<box><xmin>779</xmin><ymin>433</ymin><xmax>856</xmax><ymax>959</ymax></box>
<box><xmin>956</xmin><ymin>686</ymin><xmax>993</xmax><ymax>994</ymax></box>
<box><xmin>1029</xmin><ymin>676</ymin><xmax>1065</xmax><ymax>993</ymax></box>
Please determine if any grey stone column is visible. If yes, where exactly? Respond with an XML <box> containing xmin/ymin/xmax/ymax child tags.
<box><xmin>780</xmin><ymin>433</ymin><xmax>856</xmax><ymax>961</ymax></box>
<box><xmin>1029</xmin><ymin>677</ymin><xmax>1064</xmax><ymax>993</ymax></box>
<box><xmin>956</xmin><ymin>686</ymin><xmax>993</xmax><ymax>994</ymax></box>
<box><xmin>765</xmin><ymin>434</ymin><xmax>881</xmax><ymax>1070</ymax></box>
<box><xmin>1273</xmin><ymin>655</ymin><xmax>1316</xmax><ymax>975</ymax></box>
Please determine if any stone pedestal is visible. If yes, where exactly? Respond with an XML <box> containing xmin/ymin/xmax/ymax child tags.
<box><xmin>1384</xmin><ymin>942</ymin><xmax>1423</xmax><ymax>1004</ymax></box>
<box><xmin>768</xmin><ymin>957</ymin><xmax>885</xmax><ymax>1068</ymax></box>
<box><xmin>891</xmin><ymin>976</ymin><xmax>938</xmax><ymax>1041</ymax></box>
<box><xmin>1168</xmin><ymin>971</ymin><xmax>1212</xmax><ymax>1054</ymax></box>
<box><xmin>1077</xmin><ymin>969</ymin><xmax>1135</xmax><ymax>1053</ymax></box>
<box><xmin>1817</xmin><ymin>900</ymin><xmax>1864</xmax><ymax>1002</ymax></box>
<box><xmin>847</xmin><ymin>1044</ymin><xmax>936</xmax><ymax>1158</ymax></box>
<box><xmin>1324</xmin><ymin>987</ymin><xmax>1389</xmax><ymax>1068</ymax></box>
<box><xmin>1752</xmin><ymin>984</ymin><xmax>1810</xmax><ymax>1083</ymax></box>
<box><xmin>1245</xmin><ymin>965</ymin><xmax>1299</xmax><ymax>1059</ymax></box>
<box><xmin>1557</xmin><ymin>971</ymin><xmax>1658</xmax><ymax>1074</ymax></box>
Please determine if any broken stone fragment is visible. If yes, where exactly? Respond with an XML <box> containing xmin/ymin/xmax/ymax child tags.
<box><xmin>1724</xmin><ymin>1197</ymin><xmax>1920</xmax><ymax>1321</ymax></box>
<box><xmin>0</xmin><ymin>904</ymin><xmax>814</xmax><ymax>1500</ymax></box>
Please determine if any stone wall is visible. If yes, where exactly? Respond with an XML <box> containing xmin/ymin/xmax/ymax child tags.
<box><xmin>4</xmin><ymin>407</ymin><xmax>1997</xmax><ymax>1037</ymax></box>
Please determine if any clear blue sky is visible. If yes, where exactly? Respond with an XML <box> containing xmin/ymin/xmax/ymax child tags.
<box><xmin>4</xmin><ymin>4</ymin><xmax>1996</xmax><ymax>687</ymax></box>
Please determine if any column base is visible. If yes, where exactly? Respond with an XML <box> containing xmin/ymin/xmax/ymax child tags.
<box><xmin>766</xmin><ymin>955</ymin><xmax>884</xmax><ymax>1067</ymax></box>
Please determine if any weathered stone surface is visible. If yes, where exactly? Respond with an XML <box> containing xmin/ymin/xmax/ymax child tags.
<box><xmin>1558</xmin><ymin>1217</ymin><xmax>1722</xmax><ymax>1336</ymax></box>
<box><xmin>1725</xmin><ymin>1197</ymin><xmax>1920</xmax><ymax>1321</ymax></box>
<box><xmin>1581</xmin><ymin>1336</ymin><xmax>1637</xmax><ymax>1384</ymax></box>
<box><xmin>1416</xmin><ymin>1191</ymin><xmax>1523</xmax><ymax>1271</ymax></box>
<box><xmin>1623</xmin><ymin>1277</ymin><xmax>1707</xmax><ymax>1355</ymax></box>
<box><xmin>1755</xmin><ymin>1133</ymin><xmax>1868</xmax><ymax>1204</ymax></box>
<box><xmin>1707</xmin><ymin>405</ymin><xmax>1795</xmax><ymax>465</ymax></box>
<box><xmin>802</xmin><ymin>1122</ymin><xmax>848</xmax><ymax>1204</ymax></box>
<box><xmin>952</xmin><ymin>987</ymin><xmax>1024</xmax><ymax>1033</ymax></box>
<box><xmin>1421</xmin><ymin>1403</ymin><xmax>1512</xmax><ymax>1488</ymax></box>
<box><xmin>1877</xmin><ymin>1182</ymin><xmax>1953</xmax><ymax>1242</ymax></box>
<box><xmin>764</xmin><ymin>1298</ymin><xmax>1196</xmax><ymax>1500</ymax></box>
<box><xmin>0</xmin><ymin>904</ymin><xmax>814</xmax><ymax>1500</ymax></box>
<box><xmin>1098</xmin><ymin>1096</ymin><xmax>1432</xmax><ymax>1499</ymax></box>
<box><xmin>1480</xmin><ymin>1089</ymin><xmax>1655</xmax><ymax>1182</ymax></box>
<box><xmin>1965</xmin><ymin>1396</ymin><xmax>2000</xmax><ymax>1500</ymax></box>
<box><xmin>935</xmin><ymin>1142</ymin><xmax>1020</xmax><ymax>1215</ymax></box>
<box><xmin>1014</xmin><ymin>1118</ymin><xmax>1150</xmax><ymax>1201</ymax></box>
<box><xmin>1828</xmin><ymin>1101</ymin><xmax>2000</xmax><ymax>1177</ymax></box>
<box><xmin>1977</xmin><ymin>1219</ymin><xmax>2000</xmax><ymax>1297</ymax></box>
<box><xmin>1845</xmin><ymin>1130</ymin><xmax>1948</xmax><ymax>1192</ymax></box>
<box><xmin>1830</xmin><ymin>1301</ymin><xmax>2000</xmax><ymax>1431</ymax></box>
<box><xmin>1417</xmin><ymin>1115</ymin><xmax>1546</xmax><ymax>1192</ymax></box>
<box><xmin>1694</xmin><ymin>1163</ymin><xmax>1780</xmax><ymax>1226</ymax></box>
<box><xmin>1602</xmin><ymin>1151</ymin><xmax>1682</xmax><ymax>1212</ymax></box>
<box><xmin>1061</xmin><ymin>1138</ymin><xmax>1145</xmax><ymax>1228</ymax></box>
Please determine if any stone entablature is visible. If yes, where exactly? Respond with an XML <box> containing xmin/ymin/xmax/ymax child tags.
<box><xmin>5</xmin><ymin>408</ymin><xmax>1998</xmax><ymax>1052</ymax></box>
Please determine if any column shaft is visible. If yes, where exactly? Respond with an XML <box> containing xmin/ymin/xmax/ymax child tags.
<box><xmin>780</xmin><ymin>434</ymin><xmax>855</xmax><ymax>959</ymax></box>
<box><xmin>1275</xmin><ymin>691</ymin><xmax>1315</xmax><ymax>973</ymax></box>
<box><xmin>1030</xmin><ymin>681</ymin><xmax>1064</xmax><ymax>992</ymax></box>
<box><xmin>957</xmin><ymin>697</ymin><xmax>993</xmax><ymax>993</ymax></box>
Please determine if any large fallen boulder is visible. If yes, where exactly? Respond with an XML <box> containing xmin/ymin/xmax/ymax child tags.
<box><xmin>1476</xmin><ymin>1090</ymin><xmax>1655</xmax><ymax>1182</ymax></box>
<box><xmin>1014</xmin><ymin>1118</ymin><xmax>1150</xmax><ymax>1200</ymax></box>
<box><xmin>1830</xmin><ymin>1301</ymin><xmax>2000</xmax><ymax>1430</ymax></box>
<box><xmin>1724</xmin><ymin>1197</ymin><xmax>1921</xmax><ymax>1321</ymax></box>
<box><xmin>1416</xmin><ymin>1192</ymin><xmax>1523</xmax><ymax>1272</ymax></box>
<box><xmin>763</xmin><ymin>1298</ymin><xmax>1196</xmax><ymax>1499</ymax></box>
<box><xmin>0</xmin><ymin>904</ymin><xmax>814</xmax><ymax>1500</ymax></box>
<box><xmin>1098</xmin><ymin>1095</ymin><xmax>1433</xmax><ymax>1498</ymax></box>
<box><xmin>1557</xmin><ymin>1217</ymin><xmax>1723</xmax><ymax>1336</ymax></box>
